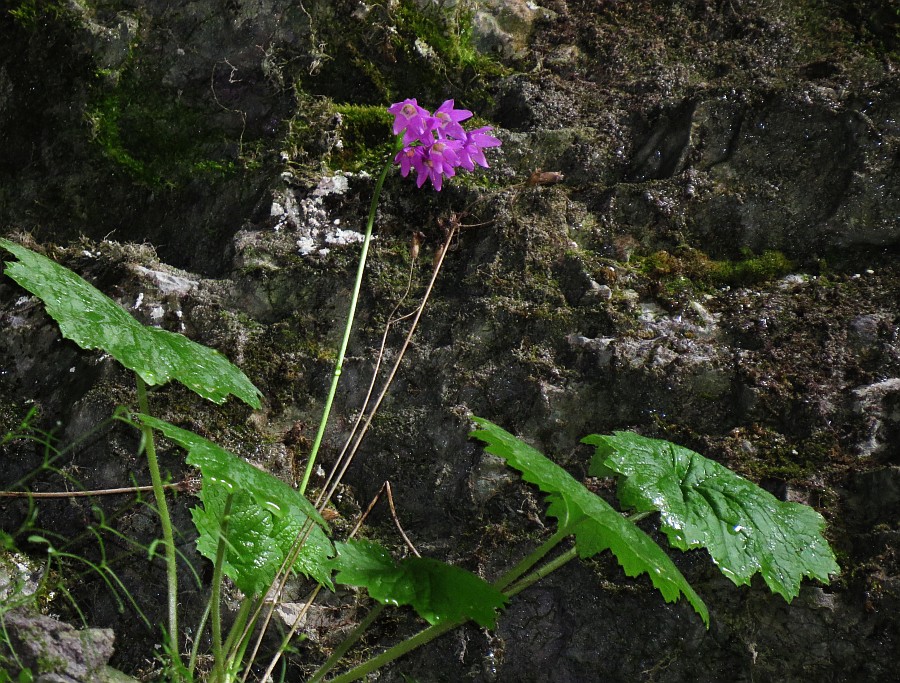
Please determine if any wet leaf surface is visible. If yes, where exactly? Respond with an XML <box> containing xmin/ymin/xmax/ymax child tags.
<box><xmin>584</xmin><ymin>432</ymin><xmax>840</xmax><ymax>601</ymax></box>
<box><xmin>0</xmin><ymin>239</ymin><xmax>262</xmax><ymax>408</ymax></box>
<box><xmin>135</xmin><ymin>413</ymin><xmax>333</xmax><ymax>593</ymax></box>
<box><xmin>471</xmin><ymin>417</ymin><xmax>709</xmax><ymax>626</ymax></box>
<box><xmin>330</xmin><ymin>539</ymin><xmax>507</xmax><ymax>628</ymax></box>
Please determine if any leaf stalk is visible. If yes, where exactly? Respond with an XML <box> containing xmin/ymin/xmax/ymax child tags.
<box><xmin>135</xmin><ymin>375</ymin><xmax>184</xmax><ymax>674</ymax></box>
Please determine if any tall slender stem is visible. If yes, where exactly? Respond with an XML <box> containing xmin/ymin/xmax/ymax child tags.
<box><xmin>210</xmin><ymin>492</ymin><xmax>234</xmax><ymax>681</ymax></box>
<box><xmin>299</xmin><ymin>146</ymin><xmax>399</xmax><ymax>496</ymax></box>
<box><xmin>315</xmin><ymin>223</ymin><xmax>457</xmax><ymax>512</ymax></box>
<box><xmin>256</xmin><ymin>229</ymin><xmax>453</xmax><ymax>677</ymax></box>
<box><xmin>135</xmin><ymin>375</ymin><xmax>183</xmax><ymax>674</ymax></box>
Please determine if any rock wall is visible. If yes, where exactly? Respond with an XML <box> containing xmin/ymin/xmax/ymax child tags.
<box><xmin>1</xmin><ymin>0</ymin><xmax>898</xmax><ymax>680</ymax></box>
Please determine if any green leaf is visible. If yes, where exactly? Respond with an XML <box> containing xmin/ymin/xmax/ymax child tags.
<box><xmin>134</xmin><ymin>414</ymin><xmax>327</xmax><ymax>527</ymax></box>
<box><xmin>583</xmin><ymin>432</ymin><xmax>840</xmax><ymax>601</ymax></box>
<box><xmin>0</xmin><ymin>239</ymin><xmax>262</xmax><ymax>408</ymax></box>
<box><xmin>471</xmin><ymin>418</ymin><xmax>708</xmax><ymax>626</ymax></box>
<box><xmin>133</xmin><ymin>414</ymin><xmax>333</xmax><ymax>592</ymax></box>
<box><xmin>330</xmin><ymin>539</ymin><xmax>507</xmax><ymax>629</ymax></box>
<box><xmin>192</xmin><ymin>484</ymin><xmax>332</xmax><ymax>596</ymax></box>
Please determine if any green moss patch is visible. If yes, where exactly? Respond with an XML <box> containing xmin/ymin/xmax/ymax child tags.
<box><xmin>637</xmin><ymin>247</ymin><xmax>794</xmax><ymax>290</ymax></box>
<box><xmin>86</xmin><ymin>84</ymin><xmax>239</xmax><ymax>188</ymax></box>
<box><xmin>296</xmin><ymin>0</ymin><xmax>506</xmax><ymax>108</ymax></box>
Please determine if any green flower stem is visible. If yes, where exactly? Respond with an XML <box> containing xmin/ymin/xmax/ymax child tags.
<box><xmin>299</xmin><ymin>143</ymin><xmax>400</xmax><ymax>496</ymax></box>
<box><xmin>210</xmin><ymin>492</ymin><xmax>234</xmax><ymax>681</ymax></box>
<box><xmin>492</xmin><ymin>525</ymin><xmax>571</xmax><ymax>592</ymax></box>
<box><xmin>307</xmin><ymin>603</ymin><xmax>387</xmax><ymax>683</ymax></box>
<box><xmin>135</xmin><ymin>375</ymin><xmax>183</xmax><ymax>673</ymax></box>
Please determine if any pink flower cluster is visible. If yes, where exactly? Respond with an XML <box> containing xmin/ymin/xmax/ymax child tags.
<box><xmin>388</xmin><ymin>98</ymin><xmax>501</xmax><ymax>191</ymax></box>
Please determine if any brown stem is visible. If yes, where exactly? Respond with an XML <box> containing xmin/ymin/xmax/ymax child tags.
<box><xmin>0</xmin><ymin>479</ymin><xmax>200</xmax><ymax>498</ymax></box>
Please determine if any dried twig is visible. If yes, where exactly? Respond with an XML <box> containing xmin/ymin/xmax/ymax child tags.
<box><xmin>0</xmin><ymin>478</ymin><xmax>200</xmax><ymax>498</ymax></box>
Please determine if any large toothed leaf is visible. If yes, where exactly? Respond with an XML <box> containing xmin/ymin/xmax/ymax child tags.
<box><xmin>191</xmin><ymin>485</ymin><xmax>324</xmax><ymax>597</ymax></box>
<box><xmin>330</xmin><ymin>540</ymin><xmax>507</xmax><ymax>628</ymax></box>
<box><xmin>583</xmin><ymin>432</ymin><xmax>839</xmax><ymax>601</ymax></box>
<box><xmin>0</xmin><ymin>239</ymin><xmax>262</xmax><ymax>408</ymax></box>
<box><xmin>471</xmin><ymin>417</ymin><xmax>708</xmax><ymax>626</ymax></box>
<box><xmin>134</xmin><ymin>414</ymin><xmax>333</xmax><ymax>593</ymax></box>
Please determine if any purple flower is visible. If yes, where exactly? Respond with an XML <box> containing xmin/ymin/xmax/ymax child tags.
<box><xmin>388</xmin><ymin>98</ymin><xmax>501</xmax><ymax>191</ymax></box>
<box><xmin>395</xmin><ymin>145</ymin><xmax>425</xmax><ymax>178</ymax></box>
<box><xmin>457</xmin><ymin>126</ymin><xmax>502</xmax><ymax>171</ymax></box>
<box><xmin>388</xmin><ymin>98</ymin><xmax>430</xmax><ymax>144</ymax></box>
<box><xmin>432</xmin><ymin>100</ymin><xmax>472</xmax><ymax>140</ymax></box>
<box><xmin>429</xmin><ymin>138</ymin><xmax>462</xmax><ymax>170</ymax></box>
<box><xmin>417</xmin><ymin>140</ymin><xmax>463</xmax><ymax>191</ymax></box>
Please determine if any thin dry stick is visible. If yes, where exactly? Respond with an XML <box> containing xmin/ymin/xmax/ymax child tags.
<box><xmin>315</xmin><ymin>222</ymin><xmax>457</xmax><ymax>515</ymax></box>
<box><xmin>347</xmin><ymin>481</ymin><xmax>420</xmax><ymax>558</ymax></box>
<box><xmin>260</xmin><ymin>480</ymin><xmax>417</xmax><ymax>683</ymax></box>
<box><xmin>256</xmin><ymin>225</ymin><xmax>456</xmax><ymax>682</ymax></box>
<box><xmin>0</xmin><ymin>480</ymin><xmax>198</xmax><ymax>498</ymax></box>
<box><xmin>236</xmin><ymin>250</ymin><xmax>423</xmax><ymax>681</ymax></box>
<box><xmin>383</xmin><ymin>481</ymin><xmax>420</xmax><ymax>558</ymax></box>
<box><xmin>316</xmin><ymin>250</ymin><xmax>420</xmax><ymax>503</ymax></box>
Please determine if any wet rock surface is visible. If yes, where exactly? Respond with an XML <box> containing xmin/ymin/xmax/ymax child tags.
<box><xmin>1</xmin><ymin>0</ymin><xmax>899</xmax><ymax>680</ymax></box>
